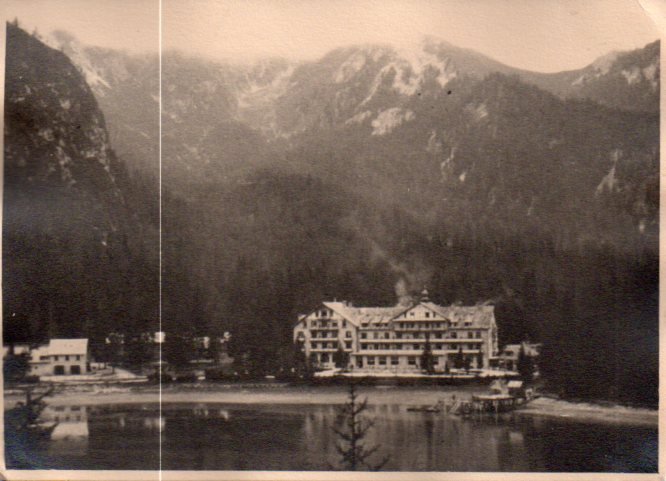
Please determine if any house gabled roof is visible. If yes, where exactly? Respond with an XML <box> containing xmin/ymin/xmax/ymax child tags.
<box><xmin>48</xmin><ymin>338</ymin><xmax>88</xmax><ymax>355</ymax></box>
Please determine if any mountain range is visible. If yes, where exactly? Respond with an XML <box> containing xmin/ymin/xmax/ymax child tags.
<box><xmin>5</xmin><ymin>24</ymin><xmax>659</xmax><ymax>404</ymax></box>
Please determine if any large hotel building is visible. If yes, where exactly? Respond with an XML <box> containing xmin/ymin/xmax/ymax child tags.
<box><xmin>294</xmin><ymin>289</ymin><xmax>499</xmax><ymax>372</ymax></box>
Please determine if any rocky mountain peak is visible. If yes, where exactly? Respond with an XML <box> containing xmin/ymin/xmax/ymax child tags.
<box><xmin>5</xmin><ymin>24</ymin><xmax>119</xmax><ymax>189</ymax></box>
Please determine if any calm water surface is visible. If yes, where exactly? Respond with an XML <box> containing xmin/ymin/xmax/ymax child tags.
<box><xmin>6</xmin><ymin>401</ymin><xmax>657</xmax><ymax>472</ymax></box>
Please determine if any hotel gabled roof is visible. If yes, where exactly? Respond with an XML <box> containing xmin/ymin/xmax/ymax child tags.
<box><xmin>297</xmin><ymin>299</ymin><xmax>496</xmax><ymax>329</ymax></box>
<box><xmin>324</xmin><ymin>302</ymin><xmax>407</xmax><ymax>326</ymax></box>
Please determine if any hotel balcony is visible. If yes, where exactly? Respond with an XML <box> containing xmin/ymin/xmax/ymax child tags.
<box><xmin>358</xmin><ymin>338</ymin><xmax>483</xmax><ymax>344</ymax></box>
<box><xmin>392</xmin><ymin>325</ymin><xmax>449</xmax><ymax>331</ymax></box>
<box><xmin>356</xmin><ymin>348</ymin><xmax>481</xmax><ymax>355</ymax></box>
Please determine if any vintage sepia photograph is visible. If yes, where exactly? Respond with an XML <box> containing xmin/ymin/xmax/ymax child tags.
<box><xmin>1</xmin><ymin>0</ymin><xmax>660</xmax><ymax>475</ymax></box>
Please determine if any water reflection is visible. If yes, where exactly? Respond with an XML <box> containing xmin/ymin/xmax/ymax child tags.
<box><xmin>41</xmin><ymin>405</ymin><xmax>89</xmax><ymax>457</ymax></box>
<box><xmin>5</xmin><ymin>402</ymin><xmax>657</xmax><ymax>472</ymax></box>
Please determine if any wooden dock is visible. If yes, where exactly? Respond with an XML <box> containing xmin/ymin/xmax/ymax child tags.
<box><xmin>448</xmin><ymin>394</ymin><xmax>522</xmax><ymax>416</ymax></box>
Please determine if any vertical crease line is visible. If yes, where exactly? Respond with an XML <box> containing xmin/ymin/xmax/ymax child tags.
<box><xmin>158</xmin><ymin>0</ymin><xmax>163</xmax><ymax>477</ymax></box>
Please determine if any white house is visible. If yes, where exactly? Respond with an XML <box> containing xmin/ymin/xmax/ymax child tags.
<box><xmin>27</xmin><ymin>339</ymin><xmax>89</xmax><ymax>377</ymax></box>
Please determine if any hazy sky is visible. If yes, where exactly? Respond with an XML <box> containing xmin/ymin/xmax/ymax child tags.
<box><xmin>1</xmin><ymin>0</ymin><xmax>159</xmax><ymax>53</ymax></box>
<box><xmin>164</xmin><ymin>0</ymin><xmax>661</xmax><ymax>71</ymax></box>
<box><xmin>1</xmin><ymin>0</ymin><xmax>661</xmax><ymax>72</ymax></box>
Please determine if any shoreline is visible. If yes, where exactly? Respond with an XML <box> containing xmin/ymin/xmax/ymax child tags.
<box><xmin>4</xmin><ymin>383</ymin><xmax>657</xmax><ymax>427</ymax></box>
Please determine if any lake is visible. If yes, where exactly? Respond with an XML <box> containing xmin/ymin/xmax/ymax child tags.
<box><xmin>5</xmin><ymin>400</ymin><xmax>657</xmax><ymax>472</ymax></box>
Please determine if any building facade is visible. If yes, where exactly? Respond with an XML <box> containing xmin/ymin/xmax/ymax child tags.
<box><xmin>27</xmin><ymin>339</ymin><xmax>89</xmax><ymax>377</ymax></box>
<box><xmin>494</xmin><ymin>342</ymin><xmax>541</xmax><ymax>372</ymax></box>
<box><xmin>294</xmin><ymin>290</ymin><xmax>499</xmax><ymax>372</ymax></box>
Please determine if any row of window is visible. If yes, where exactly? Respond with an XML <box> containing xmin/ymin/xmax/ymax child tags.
<box><xmin>309</xmin><ymin>319</ymin><xmax>348</xmax><ymax>329</ymax></box>
<box><xmin>359</xmin><ymin>331</ymin><xmax>483</xmax><ymax>340</ymax></box>
<box><xmin>315</xmin><ymin>353</ymin><xmax>477</xmax><ymax>367</ymax></box>
<box><xmin>399</xmin><ymin>311</ymin><xmax>472</xmax><ymax>328</ymax></box>
<box><xmin>312</xmin><ymin>341</ymin><xmax>352</xmax><ymax>350</ymax></box>
<box><xmin>358</xmin><ymin>356</ymin><xmax>439</xmax><ymax>366</ymax></box>
<box><xmin>360</xmin><ymin>343</ymin><xmax>479</xmax><ymax>351</ymax></box>
<box><xmin>396</xmin><ymin>320</ymin><xmax>446</xmax><ymax>328</ymax></box>
<box><xmin>53</xmin><ymin>415</ymin><xmax>83</xmax><ymax>423</ymax></box>
<box><xmin>40</xmin><ymin>355</ymin><xmax>82</xmax><ymax>361</ymax></box>
<box><xmin>311</xmin><ymin>331</ymin><xmax>352</xmax><ymax>339</ymax></box>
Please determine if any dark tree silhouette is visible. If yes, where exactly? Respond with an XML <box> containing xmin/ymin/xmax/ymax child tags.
<box><xmin>164</xmin><ymin>332</ymin><xmax>193</xmax><ymax>368</ymax></box>
<box><xmin>3</xmin><ymin>347</ymin><xmax>30</xmax><ymax>383</ymax></box>
<box><xmin>517</xmin><ymin>345</ymin><xmax>535</xmax><ymax>383</ymax></box>
<box><xmin>333</xmin><ymin>343</ymin><xmax>350</xmax><ymax>369</ymax></box>
<box><xmin>332</xmin><ymin>382</ymin><xmax>389</xmax><ymax>471</ymax></box>
<box><xmin>454</xmin><ymin>346</ymin><xmax>465</xmax><ymax>370</ymax></box>
<box><xmin>420</xmin><ymin>333</ymin><xmax>435</xmax><ymax>374</ymax></box>
<box><xmin>292</xmin><ymin>339</ymin><xmax>313</xmax><ymax>379</ymax></box>
<box><xmin>5</xmin><ymin>386</ymin><xmax>56</xmax><ymax>468</ymax></box>
<box><xmin>463</xmin><ymin>355</ymin><xmax>471</xmax><ymax>373</ymax></box>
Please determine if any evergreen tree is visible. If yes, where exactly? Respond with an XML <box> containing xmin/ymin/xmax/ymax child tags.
<box><xmin>207</xmin><ymin>335</ymin><xmax>221</xmax><ymax>361</ymax></box>
<box><xmin>308</xmin><ymin>352</ymin><xmax>319</xmax><ymax>371</ymax></box>
<box><xmin>332</xmin><ymin>381</ymin><xmax>389</xmax><ymax>471</ymax></box>
<box><xmin>420</xmin><ymin>333</ymin><xmax>435</xmax><ymax>374</ymax></box>
<box><xmin>477</xmin><ymin>344</ymin><xmax>484</xmax><ymax>370</ymax></box>
<box><xmin>333</xmin><ymin>343</ymin><xmax>350</xmax><ymax>370</ymax></box>
<box><xmin>517</xmin><ymin>345</ymin><xmax>534</xmax><ymax>383</ymax></box>
<box><xmin>463</xmin><ymin>355</ymin><xmax>471</xmax><ymax>372</ymax></box>
<box><xmin>3</xmin><ymin>351</ymin><xmax>30</xmax><ymax>383</ymax></box>
<box><xmin>125</xmin><ymin>334</ymin><xmax>153</xmax><ymax>367</ymax></box>
<box><xmin>164</xmin><ymin>332</ymin><xmax>193</xmax><ymax>368</ymax></box>
<box><xmin>292</xmin><ymin>339</ymin><xmax>312</xmax><ymax>378</ymax></box>
<box><xmin>454</xmin><ymin>346</ymin><xmax>464</xmax><ymax>370</ymax></box>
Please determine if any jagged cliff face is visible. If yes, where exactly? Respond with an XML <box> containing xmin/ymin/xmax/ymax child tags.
<box><xmin>3</xmin><ymin>24</ymin><xmax>158</xmax><ymax>347</ymax></box>
<box><xmin>44</xmin><ymin>29</ymin><xmax>159</xmax><ymax>179</ymax></box>
<box><xmin>5</xmin><ymin>26</ymin><xmax>119</xmax><ymax>194</ymax></box>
